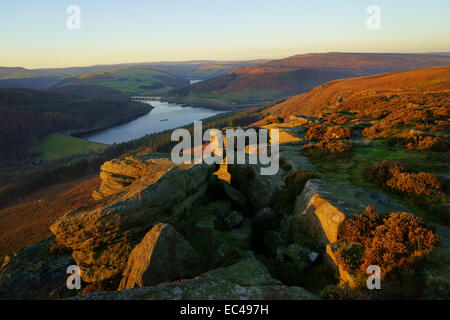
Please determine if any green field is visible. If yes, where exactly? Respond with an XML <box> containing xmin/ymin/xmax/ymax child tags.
<box><xmin>56</xmin><ymin>68</ymin><xmax>189</xmax><ymax>96</ymax></box>
<box><xmin>29</xmin><ymin>134</ymin><xmax>108</xmax><ymax>161</ymax></box>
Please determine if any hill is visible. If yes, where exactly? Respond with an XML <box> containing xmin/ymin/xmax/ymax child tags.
<box><xmin>167</xmin><ymin>53</ymin><xmax>450</xmax><ymax>108</ymax></box>
<box><xmin>266</xmin><ymin>52</ymin><xmax>450</xmax><ymax>74</ymax></box>
<box><xmin>0</xmin><ymin>88</ymin><xmax>151</xmax><ymax>166</ymax></box>
<box><xmin>167</xmin><ymin>67</ymin><xmax>355</xmax><ymax>108</ymax></box>
<box><xmin>0</xmin><ymin>67</ymin><xmax>63</xmax><ymax>90</ymax></box>
<box><xmin>50</xmin><ymin>67</ymin><xmax>190</xmax><ymax>97</ymax></box>
<box><xmin>259</xmin><ymin>66</ymin><xmax>450</xmax><ymax>119</ymax></box>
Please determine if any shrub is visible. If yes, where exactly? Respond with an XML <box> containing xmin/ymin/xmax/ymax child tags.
<box><xmin>305</xmin><ymin>123</ymin><xmax>328</xmax><ymax>141</ymax></box>
<box><xmin>363</xmin><ymin>160</ymin><xmax>446</xmax><ymax>203</ymax></box>
<box><xmin>338</xmin><ymin>206</ymin><xmax>383</xmax><ymax>245</ymax></box>
<box><xmin>361</xmin><ymin>212</ymin><xmax>440</xmax><ymax>274</ymax></box>
<box><xmin>264</xmin><ymin>115</ymin><xmax>283</xmax><ymax>125</ymax></box>
<box><xmin>363</xmin><ymin>159</ymin><xmax>408</xmax><ymax>189</ymax></box>
<box><xmin>337</xmin><ymin>207</ymin><xmax>440</xmax><ymax>279</ymax></box>
<box><xmin>324</xmin><ymin>126</ymin><xmax>352</xmax><ymax>140</ymax></box>
<box><xmin>305</xmin><ymin>124</ymin><xmax>351</xmax><ymax>141</ymax></box>
<box><xmin>302</xmin><ymin>139</ymin><xmax>353</xmax><ymax>159</ymax></box>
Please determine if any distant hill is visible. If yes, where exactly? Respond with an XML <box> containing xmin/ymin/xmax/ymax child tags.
<box><xmin>0</xmin><ymin>88</ymin><xmax>151</xmax><ymax>165</ymax></box>
<box><xmin>0</xmin><ymin>67</ymin><xmax>62</xmax><ymax>90</ymax></box>
<box><xmin>167</xmin><ymin>53</ymin><xmax>450</xmax><ymax>108</ymax></box>
<box><xmin>258</xmin><ymin>66</ymin><xmax>450</xmax><ymax>120</ymax></box>
<box><xmin>50</xmin><ymin>67</ymin><xmax>190</xmax><ymax>98</ymax></box>
<box><xmin>0</xmin><ymin>60</ymin><xmax>268</xmax><ymax>93</ymax></box>
<box><xmin>266</xmin><ymin>52</ymin><xmax>450</xmax><ymax>74</ymax></box>
<box><xmin>167</xmin><ymin>67</ymin><xmax>355</xmax><ymax>108</ymax></box>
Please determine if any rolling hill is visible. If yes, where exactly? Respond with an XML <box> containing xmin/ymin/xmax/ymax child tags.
<box><xmin>167</xmin><ymin>53</ymin><xmax>450</xmax><ymax>108</ymax></box>
<box><xmin>0</xmin><ymin>60</ymin><xmax>267</xmax><ymax>95</ymax></box>
<box><xmin>50</xmin><ymin>67</ymin><xmax>190</xmax><ymax>98</ymax></box>
<box><xmin>0</xmin><ymin>67</ymin><xmax>63</xmax><ymax>90</ymax></box>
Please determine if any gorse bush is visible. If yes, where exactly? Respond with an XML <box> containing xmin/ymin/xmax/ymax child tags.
<box><xmin>363</xmin><ymin>160</ymin><xmax>447</xmax><ymax>204</ymax></box>
<box><xmin>337</xmin><ymin>206</ymin><xmax>440</xmax><ymax>277</ymax></box>
<box><xmin>302</xmin><ymin>139</ymin><xmax>353</xmax><ymax>159</ymax></box>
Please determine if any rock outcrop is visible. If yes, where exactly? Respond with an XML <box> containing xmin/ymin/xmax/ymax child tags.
<box><xmin>228</xmin><ymin>165</ymin><xmax>275</xmax><ymax>211</ymax></box>
<box><xmin>50</xmin><ymin>161</ymin><xmax>217</xmax><ymax>283</ymax></box>
<box><xmin>0</xmin><ymin>237</ymin><xmax>75</xmax><ymax>300</ymax></box>
<box><xmin>71</xmin><ymin>258</ymin><xmax>317</xmax><ymax>300</ymax></box>
<box><xmin>291</xmin><ymin>178</ymin><xmax>411</xmax><ymax>247</ymax></box>
<box><xmin>119</xmin><ymin>223</ymin><xmax>204</xmax><ymax>290</ymax></box>
<box><xmin>92</xmin><ymin>154</ymin><xmax>176</xmax><ymax>200</ymax></box>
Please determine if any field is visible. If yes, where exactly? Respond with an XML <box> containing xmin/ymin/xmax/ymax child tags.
<box><xmin>54</xmin><ymin>67</ymin><xmax>189</xmax><ymax>96</ymax></box>
<box><xmin>29</xmin><ymin>134</ymin><xmax>108</xmax><ymax>162</ymax></box>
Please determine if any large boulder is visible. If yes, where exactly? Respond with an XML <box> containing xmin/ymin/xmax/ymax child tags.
<box><xmin>50</xmin><ymin>162</ymin><xmax>217</xmax><ymax>283</ymax></box>
<box><xmin>291</xmin><ymin>179</ymin><xmax>411</xmax><ymax>247</ymax></box>
<box><xmin>119</xmin><ymin>224</ymin><xmax>204</xmax><ymax>290</ymax></box>
<box><xmin>0</xmin><ymin>237</ymin><xmax>75</xmax><ymax>300</ymax></box>
<box><xmin>72</xmin><ymin>258</ymin><xmax>317</xmax><ymax>300</ymax></box>
<box><xmin>93</xmin><ymin>154</ymin><xmax>175</xmax><ymax>200</ymax></box>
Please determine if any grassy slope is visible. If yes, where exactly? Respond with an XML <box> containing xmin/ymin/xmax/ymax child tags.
<box><xmin>262</xmin><ymin>66</ymin><xmax>450</xmax><ymax>119</ymax></box>
<box><xmin>54</xmin><ymin>67</ymin><xmax>189</xmax><ymax>96</ymax></box>
<box><xmin>260</xmin><ymin>66</ymin><xmax>450</xmax><ymax>224</ymax></box>
<box><xmin>29</xmin><ymin>134</ymin><xmax>108</xmax><ymax>161</ymax></box>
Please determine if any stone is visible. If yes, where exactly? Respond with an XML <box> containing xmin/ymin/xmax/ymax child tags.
<box><xmin>228</xmin><ymin>164</ymin><xmax>275</xmax><ymax>211</ymax></box>
<box><xmin>224</xmin><ymin>211</ymin><xmax>244</xmax><ymax>230</ymax></box>
<box><xmin>291</xmin><ymin>179</ymin><xmax>411</xmax><ymax>248</ymax></box>
<box><xmin>325</xmin><ymin>242</ymin><xmax>358</xmax><ymax>288</ymax></box>
<box><xmin>264</xmin><ymin>231</ymin><xmax>286</xmax><ymax>260</ymax></box>
<box><xmin>93</xmin><ymin>153</ymin><xmax>175</xmax><ymax>200</ymax></box>
<box><xmin>119</xmin><ymin>223</ymin><xmax>204</xmax><ymax>290</ymax></box>
<box><xmin>252</xmin><ymin>208</ymin><xmax>280</xmax><ymax>245</ymax></box>
<box><xmin>0</xmin><ymin>237</ymin><xmax>76</xmax><ymax>300</ymax></box>
<box><xmin>220</xmin><ymin>181</ymin><xmax>247</xmax><ymax>207</ymax></box>
<box><xmin>284</xmin><ymin>243</ymin><xmax>313</xmax><ymax>272</ymax></box>
<box><xmin>71</xmin><ymin>259</ymin><xmax>317</xmax><ymax>300</ymax></box>
<box><xmin>50</xmin><ymin>162</ymin><xmax>217</xmax><ymax>283</ymax></box>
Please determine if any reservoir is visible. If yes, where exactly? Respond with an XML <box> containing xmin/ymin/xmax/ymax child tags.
<box><xmin>85</xmin><ymin>101</ymin><xmax>224</xmax><ymax>145</ymax></box>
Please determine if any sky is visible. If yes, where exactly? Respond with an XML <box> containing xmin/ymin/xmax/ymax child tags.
<box><xmin>1</xmin><ymin>0</ymin><xmax>450</xmax><ymax>69</ymax></box>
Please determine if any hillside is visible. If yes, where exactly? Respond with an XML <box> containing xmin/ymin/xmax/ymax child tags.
<box><xmin>259</xmin><ymin>66</ymin><xmax>450</xmax><ymax>119</ymax></box>
<box><xmin>1</xmin><ymin>68</ymin><xmax>449</xmax><ymax>300</ymax></box>
<box><xmin>0</xmin><ymin>67</ymin><xmax>63</xmax><ymax>90</ymax></box>
<box><xmin>51</xmin><ymin>67</ymin><xmax>190</xmax><ymax>98</ymax></box>
<box><xmin>267</xmin><ymin>52</ymin><xmax>450</xmax><ymax>74</ymax></box>
<box><xmin>0</xmin><ymin>88</ymin><xmax>151</xmax><ymax>166</ymax></box>
<box><xmin>167</xmin><ymin>53</ymin><xmax>450</xmax><ymax>108</ymax></box>
<box><xmin>167</xmin><ymin>67</ymin><xmax>355</xmax><ymax>108</ymax></box>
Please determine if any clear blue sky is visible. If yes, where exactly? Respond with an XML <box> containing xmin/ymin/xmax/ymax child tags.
<box><xmin>1</xmin><ymin>0</ymin><xmax>449</xmax><ymax>68</ymax></box>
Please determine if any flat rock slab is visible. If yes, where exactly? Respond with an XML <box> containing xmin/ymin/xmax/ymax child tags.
<box><xmin>292</xmin><ymin>179</ymin><xmax>411</xmax><ymax>246</ymax></box>
<box><xmin>71</xmin><ymin>258</ymin><xmax>317</xmax><ymax>300</ymax></box>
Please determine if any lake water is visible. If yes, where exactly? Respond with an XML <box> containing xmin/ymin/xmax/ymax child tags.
<box><xmin>85</xmin><ymin>101</ymin><xmax>223</xmax><ymax>145</ymax></box>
